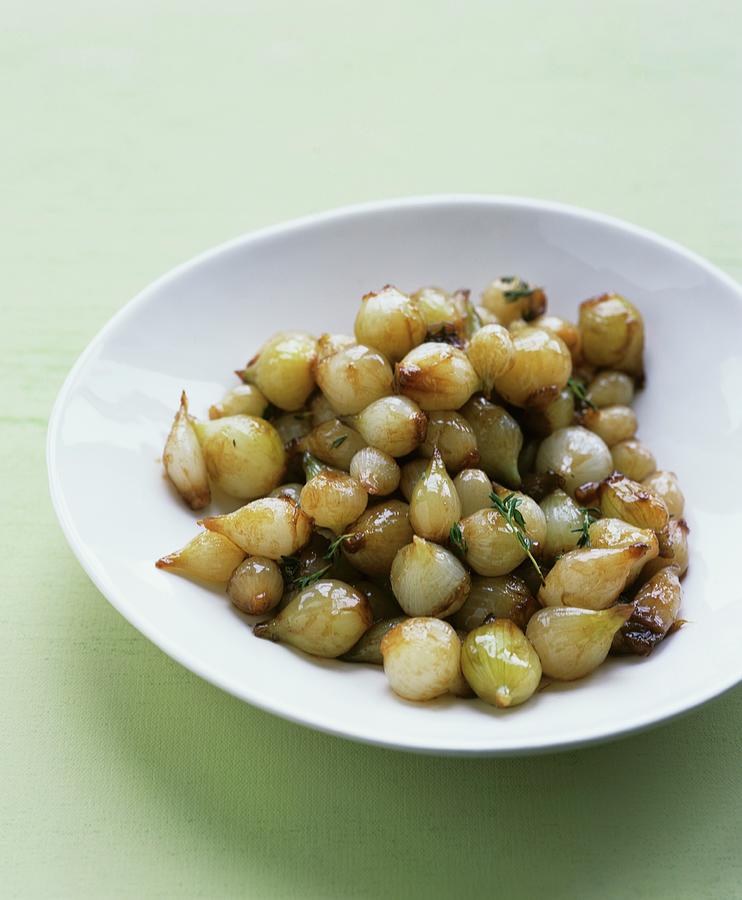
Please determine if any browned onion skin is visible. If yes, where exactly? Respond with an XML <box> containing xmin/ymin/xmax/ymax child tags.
<box><xmin>612</xmin><ymin>566</ymin><xmax>683</xmax><ymax>656</ymax></box>
<box><xmin>598</xmin><ymin>473</ymin><xmax>669</xmax><ymax>533</ymax></box>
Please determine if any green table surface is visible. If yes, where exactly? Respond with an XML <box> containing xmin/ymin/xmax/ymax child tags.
<box><xmin>4</xmin><ymin>2</ymin><xmax>741</xmax><ymax>897</ymax></box>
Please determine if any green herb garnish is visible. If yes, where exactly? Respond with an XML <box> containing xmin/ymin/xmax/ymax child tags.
<box><xmin>279</xmin><ymin>534</ymin><xmax>351</xmax><ymax>591</ymax></box>
<box><xmin>567</xmin><ymin>376</ymin><xmax>597</xmax><ymax>411</ymax></box>
<box><xmin>503</xmin><ymin>278</ymin><xmax>535</xmax><ymax>302</ymax></box>
<box><xmin>330</xmin><ymin>434</ymin><xmax>348</xmax><ymax>449</ymax></box>
<box><xmin>490</xmin><ymin>492</ymin><xmax>545</xmax><ymax>583</ymax></box>
<box><xmin>325</xmin><ymin>533</ymin><xmax>350</xmax><ymax>560</ymax></box>
<box><xmin>449</xmin><ymin>522</ymin><xmax>468</xmax><ymax>554</ymax></box>
<box><xmin>571</xmin><ymin>507</ymin><xmax>601</xmax><ymax>548</ymax></box>
<box><xmin>293</xmin><ymin>566</ymin><xmax>332</xmax><ymax>590</ymax></box>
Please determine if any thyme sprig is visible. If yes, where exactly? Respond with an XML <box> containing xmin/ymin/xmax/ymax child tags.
<box><xmin>567</xmin><ymin>376</ymin><xmax>597</xmax><ymax>411</ymax></box>
<box><xmin>490</xmin><ymin>491</ymin><xmax>545</xmax><ymax>583</ymax></box>
<box><xmin>279</xmin><ymin>533</ymin><xmax>351</xmax><ymax>590</ymax></box>
<box><xmin>293</xmin><ymin>568</ymin><xmax>331</xmax><ymax>590</ymax></box>
<box><xmin>325</xmin><ymin>533</ymin><xmax>351</xmax><ymax>560</ymax></box>
<box><xmin>499</xmin><ymin>276</ymin><xmax>535</xmax><ymax>302</ymax></box>
<box><xmin>503</xmin><ymin>284</ymin><xmax>535</xmax><ymax>302</ymax></box>
<box><xmin>449</xmin><ymin>522</ymin><xmax>468</xmax><ymax>554</ymax></box>
<box><xmin>571</xmin><ymin>507</ymin><xmax>601</xmax><ymax>548</ymax></box>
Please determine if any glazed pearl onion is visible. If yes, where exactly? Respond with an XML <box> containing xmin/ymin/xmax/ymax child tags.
<box><xmin>419</xmin><ymin>410</ymin><xmax>479</xmax><ymax>472</ymax></box>
<box><xmin>227</xmin><ymin>556</ymin><xmax>284</xmax><ymax>615</ymax></box>
<box><xmin>381</xmin><ymin>618</ymin><xmax>462</xmax><ymax>701</ymax></box>
<box><xmin>396</xmin><ymin>342</ymin><xmax>480</xmax><ymax>411</ymax></box>
<box><xmin>315</xmin><ymin>342</ymin><xmax>394</xmax><ymax>415</ymax></box>
<box><xmin>535</xmin><ymin>426</ymin><xmax>613</xmax><ymax>496</ymax></box>
<box><xmin>349</xmin><ymin>447</ymin><xmax>401</xmax><ymax>496</ymax></box>
<box><xmin>390</xmin><ymin>536</ymin><xmax>470</xmax><ymax>618</ymax></box>
<box><xmin>354</xmin><ymin>285</ymin><xmax>426</xmax><ymax>363</ymax></box>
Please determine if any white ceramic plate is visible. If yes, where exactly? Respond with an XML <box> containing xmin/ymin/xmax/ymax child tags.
<box><xmin>48</xmin><ymin>195</ymin><xmax>742</xmax><ymax>755</ymax></box>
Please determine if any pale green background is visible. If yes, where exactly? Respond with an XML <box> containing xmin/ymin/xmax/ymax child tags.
<box><xmin>3</xmin><ymin>1</ymin><xmax>741</xmax><ymax>897</ymax></box>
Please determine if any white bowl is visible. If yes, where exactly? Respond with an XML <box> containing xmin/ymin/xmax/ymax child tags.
<box><xmin>47</xmin><ymin>195</ymin><xmax>742</xmax><ymax>755</ymax></box>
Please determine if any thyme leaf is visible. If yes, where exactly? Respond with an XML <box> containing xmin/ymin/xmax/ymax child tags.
<box><xmin>571</xmin><ymin>506</ymin><xmax>601</xmax><ymax>548</ymax></box>
<box><xmin>293</xmin><ymin>565</ymin><xmax>332</xmax><ymax>590</ymax></box>
<box><xmin>449</xmin><ymin>522</ymin><xmax>468</xmax><ymax>554</ymax></box>
<box><xmin>503</xmin><ymin>285</ymin><xmax>535</xmax><ymax>302</ymax></box>
<box><xmin>567</xmin><ymin>376</ymin><xmax>597</xmax><ymax>411</ymax></box>
<box><xmin>325</xmin><ymin>533</ymin><xmax>351</xmax><ymax>560</ymax></box>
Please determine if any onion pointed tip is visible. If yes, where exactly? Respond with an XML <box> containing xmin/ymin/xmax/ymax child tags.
<box><xmin>253</xmin><ymin>621</ymin><xmax>274</xmax><ymax>640</ymax></box>
<box><xmin>495</xmin><ymin>686</ymin><xmax>512</xmax><ymax>708</ymax></box>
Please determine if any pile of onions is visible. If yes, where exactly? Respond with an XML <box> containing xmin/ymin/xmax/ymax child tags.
<box><xmin>157</xmin><ymin>280</ymin><xmax>687</xmax><ymax>711</ymax></box>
